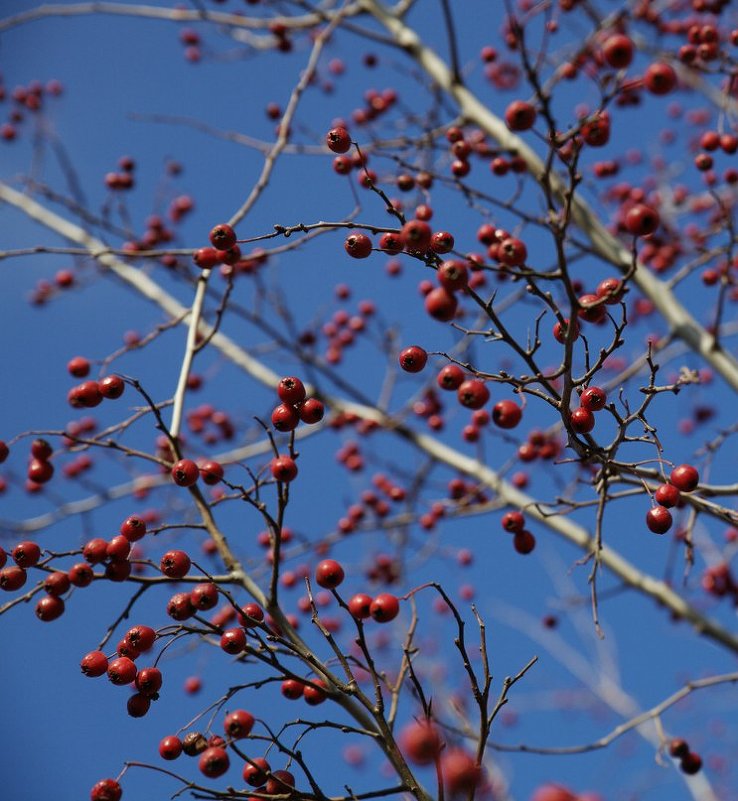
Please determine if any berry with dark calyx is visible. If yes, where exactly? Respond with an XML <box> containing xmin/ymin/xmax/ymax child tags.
<box><xmin>200</xmin><ymin>460</ymin><xmax>224</xmax><ymax>485</ymax></box>
<box><xmin>182</xmin><ymin>732</ymin><xmax>208</xmax><ymax>756</ymax></box>
<box><xmin>81</xmin><ymin>650</ymin><xmax>109</xmax><ymax>677</ymax></box>
<box><xmin>552</xmin><ymin>318</ymin><xmax>580</xmax><ymax>344</ymax></box>
<box><xmin>655</xmin><ymin>483</ymin><xmax>681</xmax><ymax>508</ymax></box>
<box><xmin>430</xmin><ymin>231</ymin><xmax>454</xmax><ymax>254</ymax></box>
<box><xmin>90</xmin><ymin>778</ymin><xmax>122</xmax><ymax>801</ymax></box>
<box><xmin>120</xmin><ymin>515</ymin><xmax>146</xmax><ymax>542</ymax></box>
<box><xmin>298</xmin><ymin>398</ymin><xmax>324</xmax><ymax>424</ymax></box>
<box><xmin>271</xmin><ymin>455</ymin><xmax>298</xmax><ymax>483</ymax></box>
<box><xmin>498</xmin><ymin>237</ymin><xmax>527</xmax><ymax>266</ymax></box>
<box><xmin>670</xmin><ymin>464</ymin><xmax>699</xmax><ymax>492</ymax></box>
<box><xmin>570</xmin><ymin>407</ymin><xmax>595</xmax><ymax>434</ymax></box>
<box><xmin>0</xmin><ymin>566</ymin><xmax>27</xmax><ymax>591</ymax></box>
<box><xmin>424</xmin><ymin>287</ymin><xmax>458</xmax><ymax>322</ymax></box>
<box><xmin>401</xmin><ymin>219</ymin><xmax>432</xmax><ymax>252</ymax></box>
<box><xmin>126</xmin><ymin>625</ymin><xmax>156</xmax><ymax>652</ymax></box>
<box><xmin>370</xmin><ymin>592</ymin><xmax>400</xmax><ymax>622</ymax></box>
<box><xmin>326</xmin><ymin>126</ymin><xmax>351</xmax><ymax>154</ymax></box>
<box><xmin>596</xmin><ymin>277</ymin><xmax>625</xmax><ymax>304</ymax></box>
<box><xmin>159</xmin><ymin>735</ymin><xmax>183</xmax><ymax>760</ymax></box>
<box><xmin>171</xmin><ymin>459</ymin><xmax>199</xmax><ymax>487</ymax></box>
<box><xmin>220</xmin><ymin>627</ymin><xmax>247</xmax><ymax>654</ymax></box>
<box><xmin>31</xmin><ymin>438</ymin><xmax>53</xmax><ymax>460</ymax></box>
<box><xmin>281</xmin><ymin>679</ymin><xmax>305</xmax><ymax>699</ymax></box>
<box><xmin>492</xmin><ymin>400</ymin><xmax>522</xmax><ymax>429</ymax></box>
<box><xmin>265</xmin><ymin>770</ymin><xmax>295</xmax><ymax>796</ymax></box>
<box><xmin>13</xmin><ymin>541</ymin><xmax>41</xmax><ymax>568</ymax></box>
<box><xmin>344</xmin><ymin>232</ymin><xmax>372</xmax><ymax>259</ymax></box>
<box><xmin>107</xmin><ymin>656</ymin><xmax>137</xmax><ymax>685</ymax></box>
<box><xmin>160</xmin><ymin>549</ymin><xmax>191</xmax><ymax>579</ymax></box>
<box><xmin>224</xmin><ymin>709</ymin><xmax>254</xmax><ymax>739</ymax></box>
<box><xmin>379</xmin><ymin>232</ymin><xmax>404</xmax><ymax>254</ymax></box>
<box><xmin>668</xmin><ymin>738</ymin><xmax>690</xmax><ymax>758</ymax></box>
<box><xmin>199</xmin><ymin>746</ymin><xmax>230</xmax><ymax>778</ymax></box>
<box><xmin>502</xmin><ymin>511</ymin><xmax>525</xmax><ymax>533</ymax></box>
<box><xmin>603</xmin><ymin>34</ymin><xmax>634</xmax><ymax>68</ymax></box>
<box><xmin>437</xmin><ymin>364</ymin><xmax>465</xmax><ymax>390</ymax></box>
<box><xmin>106</xmin><ymin>535</ymin><xmax>131</xmax><ymax>561</ymax></box>
<box><xmin>625</xmin><ymin>203</ymin><xmax>660</xmax><ymax>236</ymax></box>
<box><xmin>513</xmin><ymin>529</ymin><xmax>536</xmax><ymax>554</ymax></box>
<box><xmin>315</xmin><ymin>559</ymin><xmax>345</xmax><ymax>589</ymax></box>
<box><xmin>69</xmin><ymin>562</ymin><xmax>94</xmax><ymax>587</ymax></box>
<box><xmin>505</xmin><ymin>100</ymin><xmax>537</xmax><ymax>131</ymax></box>
<box><xmin>166</xmin><ymin>592</ymin><xmax>194</xmax><ymax>621</ymax></box>
<box><xmin>348</xmin><ymin>593</ymin><xmax>373</xmax><ymax>619</ymax></box>
<box><xmin>44</xmin><ymin>571</ymin><xmax>71</xmax><ymax>596</ymax></box>
<box><xmin>277</xmin><ymin>376</ymin><xmax>306</xmax><ymax>405</ymax></box>
<box><xmin>36</xmin><ymin>594</ymin><xmax>65</xmax><ymax>621</ymax></box>
<box><xmin>580</xmin><ymin>386</ymin><xmax>607</xmax><ymax>411</ymax></box>
<box><xmin>67</xmin><ymin>356</ymin><xmax>90</xmax><ymax>377</ymax></box>
<box><xmin>272</xmin><ymin>403</ymin><xmax>300</xmax><ymax>432</ymax></box>
<box><xmin>209</xmin><ymin>223</ymin><xmax>237</xmax><ymax>251</ymax></box>
<box><xmin>646</xmin><ymin>505</ymin><xmax>673</xmax><ymax>534</ymax></box>
<box><xmin>438</xmin><ymin>259</ymin><xmax>468</xmax><ymax>291</ymax></box>
<box><xmin>99</xmin><ymin>375</ymin><xmax>125</xmax><ymax>399</ymax></box>
<box><xmin>83</xmin><ymin>538</ymin><xmax>109</xmax><ymax>564</ymax></box>
<box><xmin>303</xmin><ymin>678</ymin><xmax>328</xmax><ymax>705</ymax></box>
<box><xmin>399</xmin><ymin>345</ymin><xmax>428</xmax><ymax>373</ymax></box>
<box><xmin>243</xmin><ymin>757</ymin><xmax>270</xmax><ymax>786</ymax></box>
<box><xmin>191</xmin><ymin>582</ymin><xmax>218</xmax><ymax>610</ymax></box>
<box><xmin>577</xmin><ymin>293</ymin><xmax>607</xmax><ymax>323</ymax></box>
<box><xmin>457</xmin><ymin>379</ymin><xmax>490</xmax><ymax>410</ymax></box>
<box><xmin>135</xmin><ymin>667</ymin><xmax>162</xmax><ymax>696</ymax></box>
<box><xmin>239</xmin><ymin>602</ymin><xmax>264</xmax><ymax>627</ymax></box>
<box><xmin>644</xmin><ymin>62</ymin><xmax>677</xmax><ymax>95</ymax></box>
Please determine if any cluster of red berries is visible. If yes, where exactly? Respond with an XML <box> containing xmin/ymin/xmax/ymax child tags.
<box><xmin>104</xmin><ymin>155</ymin><xmax>135</xmax><ymax>191</ymax></box>
<box><xmin>271</xmin><ymin>375</ymin><xmax>325</xmax><ymax>432</ymax></box>
<box><xmin>313</xmin><ymin>558</ymin><xmax>401</xmax><ymax>622</ymax></box>
<box><xmin>170</xmin><ymin>457</ymin><xmax>225</xmax><ymax>488</ymax></box>
<box><xmin>0</xmin><ymin>78</ymin><xmax>63</xmax><ymax>143</ymax></box>
<box><xmin>568</xmin><ymin>385</ymin><xmax>608</xmax><ymax>435</ymax></box>
<box><xmin>311</xmin><ymin>295</ymin><xmax>376</xmax><ymax>366</ymax></box>
<box><xmin>186</xmin><ymin>404</ymin><xmax>235</xmax><ymax>442</ymax></box>
<box><xmin>67</xmin><ymin>357</ymin><xmax>125</xmax><ymax>409</ymax></box>
<box><xmin>646</xmin><ymin>464</ymin><xmax>700</xmax><ymax>534</ymax></box>
<box><xmin>501</xmin><ymin>510</ymin><xmax>537</xmax><ymax>554</ymax></box>
<box><xmin>668</xmin><ymin>737</ymin><xmax>703</xmax><ymax>774</ymax></box>
<box><xmin>193</xmin><ymin>223</ymin><xmax>242</xmax><ymax>270</ymax></box>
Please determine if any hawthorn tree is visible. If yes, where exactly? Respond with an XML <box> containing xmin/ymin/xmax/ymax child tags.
<box><xmin>1</xmin><ymin>1</ymin><xmax>738</xmax><ymax>800</ymax></box>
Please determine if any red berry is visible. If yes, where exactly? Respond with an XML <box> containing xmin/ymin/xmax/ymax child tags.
<box><xmin>400</xmin><ymin>720</ymin><xmax>443</xmax><ymax>765</ymax></box>
<box><xmin>13</xmin><ymin>540</ymin><xmax>41</xmax><ymax>568</ymax></box>
<box><xmin>209</xmin><ymin>223</ymin><xmax>237</xmax><ymax>251</ymax></box>
<box><xmin>401</xmin><ymin>219</ymin><xmax>432</xmax><ymax>252</ymax></box>
<box><xmin>243</xmin><ymin>757</ymin><xmax>270</xmax><ymax>786</ymax></box>
<box><xmin>370</xmin><ymin>592</ymin><xmax>399</xmax><ymax>622</ymax></box>
<box><xmin>120</xmin><ymin>515</ymin><xmax>146</xmax><ymax>541</ymax></box>
<box><xmin>90</xmin><ymin>779</ymin><xmax>122</xmax><ymax>801</ymax></box>
<box><xmin>505</xmin><ymin>100</ymin><xmax>537</xmax><ymax>131</ymax></box>
<box><xmin>265</xmin><ymin>770</ymin><xmax>295</xmax><ymax>796</ymax></box>
<box><xmin>271</xmin><ymin>455</ymin><xmax>298</xmax><ymax>482</ymax></box>
<box><xmin>552</xmin><ymin>318</ymin><xmax>580</xmax><ymax>343</ymax></box>
<box><xmin>99</xmin><ymin>375</ymin><xmax>125</xmax><ymax>399</ymax></box>
<box><xmin>193</xmin><ymin>247</ymin><xmax>222</xmax><ymax>269</ymax></box>
<box><xmin>441</xmin><ymin>748</ymin><xmax>481</xmax><ymax>795</ymax></box>
<box><xmin>457</xmin><ymin>379</ymin><xmax>490</xmax><ymax>410</ymax></box>
<box><xmin>492</xmin><ymin>400</ymin><xmax>522</xmax><ymax>429</ymax></box>
<box><xmin>281</xmin><ymin>679</ymin><xmax>305</xmax><ymax>699</ymax></box>
<box><xmin>107</xmin><ymin>656</ymin><xmax>137</xmax><ymax>685</ymax></box>
<box><xmin>424</xmin><ymin>287</ymin><xmax>458</xmax><ymax>322</ymax></box>
<box><xmin>135</xmin><ymin>666</ymin><xmax>163</xmax><ymax>696</ymax></box>
<box><xmin>224</xmin><ymin>709</ymin><xmax>254</xmax><ymax>739</ymax></box>
<box><xmin>28</xmin><ymin>458</ymin><xmax>54</xmax><ymax>484</ymax></box>
<box><xmin>160</xmin><ymin>549</ymin><xmax>191</xmax><ymax>578</ymax></box>
<box><xmin>36</xmin><ymin>594</ymin><xmax>65</xmax><ymax>621</ymax></box>
<box><xmin>303</xmin><ymin>678</ymin><xmax>328</xmax><ymax>705</ymax></box>
<box><xmin>670</xmin><ymin>464</ymin><xmax>699</xmax><ymax>492</ymax></box>
<box><xmin>44</xmin><ymin>571</ymin><xmax>71</xmax><ymax>596</ymax></box>
<box><xmin>191</xmin><ymin>582</ymin><xmax>219</xmax><ymax>610</ymax></box>
<box><xmin>298</xmin><ymin>398</ymin><xmax>324</xmax><ymax>424</ymax></box>
<box><xmin>271</xmin><ymin>403</ymin><xmax>300</xmax><ymax>432</ymax></box>
<box><xmin>166</xmin><ymin>592</ymin><xmax>194</xmax><ymax>621</ymax></box>
<box><xmin>67</xmin><ymin>356</ymin><xmax>90</xmax><ymax>377</ymax></box>
<box><xmin>644</xmin><ymin>62</ymin><xmax>677</xmax><ymax>95</ymax></box>
<box><xmin>513</xmin><ymin>530</ymin><xmax>536</xmax><ymax>554</ymax></box>
<box><xmin>106</xmin><ymin>535</ymin><xmax>131</xmax><ymax>561</ymax></box>
<box><xmin>498</xmin><ymin>237</ymin><xmax>527</xmax><ymax>266</ymax></box>
<box><xmin>171</xmin><ymin>458</ymin><xmax>199</xmax><ymax>487</ymax></box>
<box><xmin>430</xmin><ymin>231</ymin><xmax>454</xmax><ymax>254</ymax></box>
<box><xmin>596</xmin><ymin>277</ymin><xmax>625</xmax><ymax>304</ymax></box>
<box><xmin>655</xmin><ymin>483</ymin><xmax>681</xmax><ymax>508</ymax></box>
<box><xmin>220</xmin><ymin>627</ymin><xmax>247</xmax><ymax>654</ymax></box>
<box><xmin>379</xmin><ymin>232</ymin><xmax>404</xmax><ymax>254</ymax></box>
<box><xmin>199</xmin><ymin>746</ymin><xmax>230</xmax><ymax>778</ymax></box>
<box><xmin>159</xmin><ymin>735</ymin><xmax>183</xmax><ymax>760</ymax></box>
<box><xmin>83</xmin><ymin>538</ymin><xmax>109</xmax><ymax>564</ymax></box>
<box><xmin>69</xmin><ymin>562</ymin><xmax>94</xmax><ymax>587</ymax></box>
<box><xmin>348</xmin><ymin>593</ymin><xmax>373</xmax><ymax>619</ymax></box>
<box><xmin>315</xmin><ymin>559</ymin><xmax>345</xmax><ymax>589</ymax></box>
<box><xmin>81</xmin><ymin>650</ymin><xmax>109</xmax><ymax>677</ymax></box>
<box><xmin>570</xmin><ymin>407</ymin><xmax>595</xmax><ymax>434</ymax></box>
<box><xmin>126</xmin><ymin>625</ymin><xmax>156</xmax><ymax>652</ymax></box>
<box><xmin>646</xmin><ymin>505</ymin><xmax>673</xmax><ymax>534</ymax></box>
<box><xmin>502</xmin><ymin>511</ymin><xmax>525</xmax><ymax>533</ymax></box>
<box><xmin>437</xmin><ymin>260</ymin><xmax>468</xmax><ymax>291</ymax></box>
<box><xmin>344</xmin><ymin>232</ymin><xmax>373</xmax><ymax>259</ymax></box>
<box><xmin>0</xmin><ymin>566</ymin><xmax>27</xmax><ymax>591</ymax></box>
<box><xmin>625</xmin><ymin>204</ymin><xmax>660</xmax><ymax>236</ymax></box>
<box><xmin>399</xmin><ymin>345</ymin><xmax>428</xmax><ymax>373</ymax></box>
<box><xmin>580</xmin><ymin>386</ymin><xmax>607</xmax><ymax>411</ymax></box>
<box><xmin>326</xmin><ymin>127</ymin><xmax>351</xmax><ymax>154</ymax></box>
<box><xmin>680</xmin><ymin>752</ymin><xmax>702</xmax><ymax>775</ymax></box>
<box><xmin>603</xmin><ymin>34</ymin><xmax>633</xmax><ymax>69</ymax></box>
<box><xmin>277</xmin><ymin>376</ymin><xmax>307</xmax><ymax>405</ymax></box>
<box><xmin>437</xmin><ymin>364</ymin><xmax>465</xmax><ymax>390</ymax></box>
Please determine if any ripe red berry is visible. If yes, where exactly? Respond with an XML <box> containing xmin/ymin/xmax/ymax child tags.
<box><xmin>106</xmin><ymin>535</ymin><xmax>131</xmax><ymax>561</ymax></box>
<box><xmin>437</xmin><ymin>364</ymin><xmax>465</xmax><ymax>390</ymax></box>
<box><xmin>28</xmin><ymin>458</ymin><xmax>54</xmax><ymax>484</ymax></box>
<box><xmin>67</xmin><ymin>356</ymin><xmax>90</xmax><ymax>377</ymax></box>
<box><xmin>0</xmin><ymin>441</ymin><xmax>9</xmax><ymax>463</ymax></box>
<box><xmin>400</xmin><ymin>720</ymin><xmax>443</xmax><ymax>765</ymax></box>
<box><xmin>303</xmin><ymin>678</ymin><xmax>328</xmax><ymax>705</ymax></box>
<box><xmin>326</xmin><ymin>127</ymin><xmax>351</xmax><ymax>154</ymax></box>
<box><xmin>502</xmin><ymin>511</ymin><xmax>525</xmax><ymax>533</ymax></box>
<box><xmin>670</xmin><ymin>464</ymin><xmax>699</xmax><ymax>492</ymax></box>
<box><xmin>90</xmin><ymin>778</ymin><xmax>122</xmax><ymax>801</ymax></box>
<box><xmin>120</xmin><ymin>515</ymin><xmax>146</xmax><ymax>541</ymax></box>
<box><xmin>81</xmin><ymin>650</ymin><xmax>109</xmax><ymax>677</ymax></box>
<box><xmin>680</xmin><ymin>752</ymin><xmax>702</xmax><ymax>775</ymax></box>
<box><xmin>171</xmin><ymin>458</ymin><xmax>199</xmax><ymax>487</ymax></box>
<box><xmin>570</xmin><ymin>407</ymin><xmax>595</xmax><ymax>434</ymax></box>
<box><xmin>424</xmin><ymin>287</ymin><xmax>458</xmax><ymax>322</ymax></box>
<box><xmin>596</xmin><ymin>277</ymin><xmax>625</xmax><ymax>304</ymax></box>
<box><xmin>265</xmin><ymin>770</ymin><xmax>295</xmax><ymax>796</ymax></box>
<box><xmin>44</xmin><ymin>571</ymin><xmax>71</xmax><ymax>596</ymax></box>
<box><xmin>160</xmin><ymin>550</ymin><xmax>191</xmax><ymax>579</ymax></box>
<box><xmin>644</xmin><ymin>62</ymin><xmax>677</xmax><ymax>95</ymax></box>
<box><xmin>281</xmin><ymin>678</ymin><xmax>305</xmax><ymax>699</ymax></box>
<box><xmin>126</xmin><ymin>624</ymin><xmax>156</xmax><ymax>652</ymax></box>
<box><xmin>224</xmin><ymin>709</ymin><xmax>254</xmax><ymax>739</ymax></box>
<box><xmin>437</xmin><ymin>260</ymin><xmax>468</xmax><ymax>291</ymax></box>
<box><xmin>36</xmin><ymin>594</ymin><xmax>65</xmax><ymax>621</ymax></box>
<box><xmin>190</xmin><ymin>582</ymin><xmax>218</xmax><ymax>610</ymax></box>
<box><xmin>277</xmin><ymin>376</ymin><xmax>307</xmax><ymax>405</ymax></box>
<box><xmin>107</xmin><ymin>656</ymin><xmax>137</xmax><ymax>685</ymax></box>
<box><xmin>655</xmin><ymin>483</ymin><xmax>681</xmax><ymax>508</ymax></box>
<box><xmin>348</xmin><ymin>593</ymin><xmax>373</xmax><ymax>619</ymax></box>
<box><xmin>193</xmin><ymin>247</ymin><xmax>222</xmax><ymax>269</ymax></box>
<box><xmin>220</xmin><ymin>627</ymin><xmax>247</xmax><ymax>654</ymax></box>
<box><xmin>399</xmin><ymin>345</ymin><xmax>428</xmax><ymax>373</ymax></box>
<box><xmin>370</xmin><ymin>592</ymin><xmax>400</xmax><ymax>622</ymax></box>
<box><xmin>315</xmin><ymin>559</ymin><xmax>345</xmax><ymax>589</ymax></box>
<box><xmin>646</xmin><ymin>505</ymin><xmax>673</xmax><ymax>534</ymax></box>
<box><xmin>580</xmin><ymin>386</ymin><xmax>607</xmax><ymax>411</ymax></box>
<box><xmin>602</xmin><ymin>34</ymin><xmax>633</xmax><ymax>68</ymax></box>
<box><xmin>552</xmin><ymin>318</ymin><xmax>580</xmax><ymax>344</ymax></box>
<box><xmin>271</xmin><ymin>455</ymin><xmax>298</xmax><ymax>482</ymax></box>
<box><xmin>0</xmin><ymin>565</ymin><xmax>27</xmax><ymax>591</ymax></box>
<box><xmin>159</xmin><ymin>735</ymin><xmax>183</xmax><ymax>760</ymax></box>
<box><xmin>379</xmin><ymin>232</ymin><xmax>404</xmax><ymax>254</ymax></box>
<box><xmin>298</xmin><ymin>398</ymin><xmax>324</xmax><ymax>424</ymax></box>
<box><xmin>243</xmin><ymin>757</ymin><xmax>270</xmax><ymax>786</ymax></box>
<box><xmin>135</xmin><ymin>666</ymin><xmax>163</xmax><ymax>696</ymax></box>
<box><xmin>13</xmin><ymin>540</ymin><xmax>41</xmax><ymax>568</ymax></box>
<box><xmin>344</xmin><ymin>232</ymin><xmax>373</xmax><ymax>259</ymax></box>
<box><xmin>441</xmin><ymin>749</ymin><xmax>481</xmax><ymax>795</ymax></box>
<box><xmin>625</xmin><ymin>204</ymin><xmax>660</xmax><ymax>236</ymax></box>
<box><xmin>69</xmin><ymin>562</ymin><xmax>94</xmax><ymax>587</ymax></box>
<box><xmin>505</xmin><ymin>100</ymin><xmax>537</xmax><ymax>131</ymax></box>
<box><xmin>430</xmin><ymin>231</ymin><xmax>454</xmax><ymax>254</ymax></box>
<box><xmin>492</xmin><ymin>400</ymin><xmax>522</xmax><ymax>429</ymax></box>
<box><xmin>209</xmin><ymin>223</ymin><xmax>237</xmax><ymax>251</ymax></box>
<box><xmin>83</xmin><ymin>538</ymin><xmax>109</xmax><ymax>564</ymax></box>
<box><xmin>457</xmin><ymin>379</ymin><xmax>490</xmax><ymax>410</ymax></box>
<box><xmin>99</xmin><ymin>375</ymin><xmax>125</xmax><ymax>399</ymax></box>
<box><xmin>513</xmin><ymin>529</ymin><xmax>536</xmax><ymax>554</ymax></box>
<box><xmin>167</xmin><ymin>592</ymin><xmax>194</xmax><ymax>621</ymax></box>
<box><xmin>199</xmin><ymin>746</ymin><xmax>230</xmax><ymax>778</ymax></box>
<box><xmin>401</xmin><ymin>219</ymin><xmax>432</xmax><ymax>252</ymax></box>
<box><xmin>272</xmin><ymin>403</ymin><xmax>301</xmax><ymax>432</ymax></box>
<box><xmin>577</xmin><ymin>293</ymin><xmax>607</xmax><ymax>323</ymax></box>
